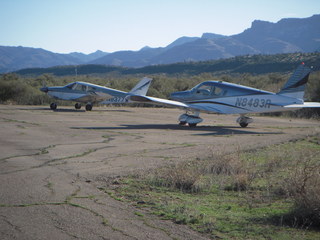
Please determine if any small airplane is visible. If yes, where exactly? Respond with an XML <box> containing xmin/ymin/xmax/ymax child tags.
<box><xmin>130</xmin><ymin>63</ymin><xmax>320</xmax><ymax>127</ymax></box>
<box><xmin>40</xmin><ymin>77</ymin><xmax>152</xmax><ymax>111</ymax></box>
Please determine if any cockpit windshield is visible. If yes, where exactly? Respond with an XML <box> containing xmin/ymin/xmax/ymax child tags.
<box><xmin>66</xmin><ymin>82</ymin><xmax>87</xmax><ymax>91</ymax></box>
<box><xmin>193</xmin><ymin>82</ymin><xmax>224</xmax><ymax>98</ymax></box>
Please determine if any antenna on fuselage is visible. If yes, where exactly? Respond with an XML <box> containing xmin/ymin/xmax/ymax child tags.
<box><xmin>75</xmin><ymin>66</ymin><xmax>78</xmax><ymax>77</ymax></box>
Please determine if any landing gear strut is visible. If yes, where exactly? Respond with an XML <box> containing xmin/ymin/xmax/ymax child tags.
<box><xmin>236</xmin><ymin>115</ymin><xmax>253</xmax><ymax>128</ymax></box>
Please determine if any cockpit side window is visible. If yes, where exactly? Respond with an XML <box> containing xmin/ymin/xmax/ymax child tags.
<box><xmin>72</xmin><ymin>84</ymin><xmax>87</xmax><ymax>91</ymax></box>
<box><xmin>66</xmin><ymin>83</ymin><xmax>76</xmax><ymax>89</ymax></box>
<box><xmin>87</xmin><ymin>86</ymin><xmax>96</xmax><ymax>92</ymax></box>
<box><xmin>212</xmin><ymin>86</ymin><xmax>223</xmax><ymax>96</ymax></box>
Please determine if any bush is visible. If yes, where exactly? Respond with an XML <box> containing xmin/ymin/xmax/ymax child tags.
<box><xmin>284</xmin><ymin>151</ymin><xmax>320</xmax><ymax>227</ymax></box>
<box><xmin>149</xmin><ymin>162</ymin><xmax>202</xmax><ymax>192</ymax></box>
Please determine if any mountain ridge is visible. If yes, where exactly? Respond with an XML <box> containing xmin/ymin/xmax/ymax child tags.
<box><xmin>91</xmin><ymin>14</ymin><xmax>319</xmax><ymax>67</ymax></box>
<box><xmin>1</xmin><ymin>14</ymin><xmax>319</xmax><ymax>73</ymax></box>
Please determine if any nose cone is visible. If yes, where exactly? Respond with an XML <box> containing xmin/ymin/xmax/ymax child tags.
<box><xmin>169</xmin><ymin>91</ymin><xmax>191</xmax><ymax>101</ymax></box>
<box><xmin>40</xmin><ymin>87</ymin><xmax>48</xmax><ymax>93</ymax></box>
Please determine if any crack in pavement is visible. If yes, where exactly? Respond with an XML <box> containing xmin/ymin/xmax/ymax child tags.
<box><xmin>0</xmin><ymin>145</ymin><xmax>56</xmax><ymax>163</ymax></box>
<box><xmin>1</xmin><ymin>183</ymin><xmax>177</xmax><ymax>239</ymax></box>
<box><xmin>0</xmin><ymin>214</ymin><xmax>23</xmax><ymax>233</ymax></box>
<box><xmin>0</xmin><ymin>141</ymin><xmax>114</xmax><ymax>175</ymax></box>
<box><xmin>0</xmin><ymin>185</ymin><xmax>140</xmax><ymax>239</ymax></box>
<box><xmin>0</xmin><ymin>135</ymin><xmax>115</xmax><ymax>164</ymax></box>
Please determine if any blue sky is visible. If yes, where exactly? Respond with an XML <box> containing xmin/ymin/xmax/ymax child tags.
<box><xmin>0</xmin><ymin>0</ymin><xmax>319</xmax><ymax>54</ymax></box>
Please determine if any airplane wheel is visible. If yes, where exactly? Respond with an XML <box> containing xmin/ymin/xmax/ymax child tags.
<box><xmin>75</xmin><ymin>103</ymin><xmax>82</xmax><ymax>109</ymax></box>
<box><xmin>179</xmin><ymin>121</ymin><xmax>187</xmax><ymax>125</ymax></box>
<box><xmin>240</xmin><ymin>122</ymin><xmax>248</xmax><ymax>128</ymax></box>
<box><xmin>188</xmin><ymin>123</ymin><xmax>197</xmax><ymax>127</ymax></box>
<box><xmin>50</xmin><ymin>103</ymin><xmax>57</xmax><ymax>110</ymax></box>
<box><xmin>85</xmin><ymin>104</ymin><xmax>93</xmax><ymax>111</ymax></box>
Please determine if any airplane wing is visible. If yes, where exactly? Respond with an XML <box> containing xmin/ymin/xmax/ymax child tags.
<box><xmin>129</xmin><ymin>95</ymin><xmax>223</xmax><ymax>113</ymax></box>
<box><xmin>129</xmin><ymin>95</ymin><xmax>189</xmax><ymax>108</ymax></box>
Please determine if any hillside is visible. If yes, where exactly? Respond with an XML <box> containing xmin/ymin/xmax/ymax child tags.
<box><xmin>0</xmin><ymin>47</ymin><xmax>108</xmax><ymax>73</ymax></box>
<box><xmin>14</xmin><ymin>52</ymin><xmax>320</xmax><ymax>76</ymax></box>
<box><xmin>0</xmin><ymin>46</ymin><xmax>84</xmax><ymax>73</ymax></box>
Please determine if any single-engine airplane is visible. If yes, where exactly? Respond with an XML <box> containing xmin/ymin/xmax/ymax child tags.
<box><xmin>40</xmin><ymin>77</ymin><xmax>152</xmax><ymax>111</ymax></box>
<box><xmin>130</xmin><ymin>63</ymin><xmax>320</xmax><ymax>127</ymax></box>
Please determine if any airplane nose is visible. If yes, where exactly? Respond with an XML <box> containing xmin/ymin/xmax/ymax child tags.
<box><xmin>40</xmin><ymin>87</ymin><xmax>48</xmax><ymax>93</ymax></box>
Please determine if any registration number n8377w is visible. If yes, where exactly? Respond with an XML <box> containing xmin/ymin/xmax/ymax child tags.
<box><xmin>235</xmin><ymin>98</ymin><xmax>271</xmax><ymax>108</ymax></box>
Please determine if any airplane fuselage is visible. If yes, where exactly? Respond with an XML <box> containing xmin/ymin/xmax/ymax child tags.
<box><xmin>41</xmin><ymin>77</ymin><xmax>153</xmax><ymax>111</ymax></box>
<box><xmin>169</xmin><ymin>81</ymin><xmax>303</xmax><ymax>114</ymax></box>
<box><xmin>45</xmin><ymin>82</ymin><xmax>128</xmax><ymax>103</ymax></box>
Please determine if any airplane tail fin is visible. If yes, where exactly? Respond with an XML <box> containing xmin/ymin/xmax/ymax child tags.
<box><xmin>129</xmin><ymin>77</ymin><xmax>152</xmax><ymax>96</ymax></box>
<box><xmin>277</xmin><ymin>63</ymin><xmax>312</xmax><ymax>99</ymax></box>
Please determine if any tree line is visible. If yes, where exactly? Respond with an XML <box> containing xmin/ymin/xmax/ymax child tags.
<box><xmin>1</xmin><ymin>52</ymin><xmax>320</xmax><ymax>118</ymax></box>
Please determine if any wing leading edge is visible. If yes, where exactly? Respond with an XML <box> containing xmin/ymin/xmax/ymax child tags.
<box><xmin>129</xmin><ymin>95</ymin><xmax>223</xmax><ymax>113</ymax></box>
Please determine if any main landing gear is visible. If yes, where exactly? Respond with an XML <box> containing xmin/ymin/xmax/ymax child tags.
<box><xmin>178</xmin><ymin>112</ymin><xmax>203</xmax><ymax>127</ymax></box>
<box><xmin>49</xmin><ymin>102</ymin><xmax>93</xmax><ymax>111</ymax></box>
<box><xmin>177</xmin><ymin>112</ymin><xmax>253</xmax><ymax>128</ymax></box>
<box><xmin>75</xmin><ymin>103</ymin><xmax>93</xmax><ymax>111</ymax></box>
<box><xmin>75</xmin><ymin>103</ymin><xmax>82</xmax><ymax>109</ymax></box>
<box><xmin>50</xmin><ymin>102</ymin><xmax>57</xmax><ymax>110</ymax></box>
<box><xmin>85</xmin><ymin>103</ymin><xmax>93</xmax><ymax>111</ymax></box>
<box><xmin>236</xmin><ymin>115</ymin><xmax>253</xmax><ymax>128</ymax></box>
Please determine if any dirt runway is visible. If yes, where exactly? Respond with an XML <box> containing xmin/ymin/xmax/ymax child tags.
<box><xmin>1</xmin><ymin>105</ymin><xmax>319</xmax><ymax>240</ymax></box>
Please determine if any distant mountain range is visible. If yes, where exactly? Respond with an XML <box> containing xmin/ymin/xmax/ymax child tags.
<box><xmin>1</xmin><ymin>14</ymin><xmax>319</xmax><ymax>73</ymax></box>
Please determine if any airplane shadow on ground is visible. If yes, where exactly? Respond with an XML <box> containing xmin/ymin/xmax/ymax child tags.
<box><xmin>22</xmin><ymin>107</ymin><xmax>132</xmax><ymax>113</ymax></box>
<box><xmin>19</xmin><ymin>107</ymin><xmax>86</xmax><ymax>112</ymax></box>
<box><xmin>72</xmin><ymin>124</ymin><xmax>283</xmax><ymax>136</ymax></box>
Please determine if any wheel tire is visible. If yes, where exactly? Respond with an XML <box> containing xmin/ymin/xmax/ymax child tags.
<box><xmin>240</xmin><ymin>122</ymin><xmax>248</xmax><ymax>128</ymax></box>
<box><xmin>75</xmin><ymin>103</ymin><xmax>81</xmax><ymax>109</ymax></box>
<box><xmin>85</xmin><ymin>104</ymin><xmax>92</xmax><ymax>111</ymax></box>
<box><xmin>188</xmin><ymin>123</ymin><xmax>197</xmax><ymax>127</ymax></box>
<box><xmin>50</xmin><ymin>103</ymin><xmax>57</xmax><ymax>110</ymax></box>
<box><xmin>179</xmin><ymin>121</ymin><xmax>187</xmax><ymax>125</ymax></box>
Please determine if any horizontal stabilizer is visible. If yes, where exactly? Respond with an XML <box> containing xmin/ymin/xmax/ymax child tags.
<box><xmin>284</xmin><ymin>102</ymin><xmax>320</xmax><ymax>108</ymax></box>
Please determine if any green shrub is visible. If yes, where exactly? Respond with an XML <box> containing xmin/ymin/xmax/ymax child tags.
<box><xmin>284</xmin><ymin>150</ymin><xmax>320</xmax><ymax>227</ymax></box>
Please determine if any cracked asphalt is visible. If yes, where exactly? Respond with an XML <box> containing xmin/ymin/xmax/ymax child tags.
<box><xmin>1</xmin><ymin>105</ymin><xmax>319</xmax><ymax>240</ymax></box>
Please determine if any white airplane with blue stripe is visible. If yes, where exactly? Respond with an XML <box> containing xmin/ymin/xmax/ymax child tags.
<box><xmin>130</xmin><ymin>63</ymin><xmax>320</xmax><ymax>127</ymax></box>
<box><xmin>40</xmin><ymin>77</ymin><xmax>152</xmax><ymax>111</ymax></box>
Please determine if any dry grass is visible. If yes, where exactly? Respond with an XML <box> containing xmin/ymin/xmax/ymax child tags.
<box><xmin>144</xmin><ymin>136</ymin><xmax>320</xmax><ymax>228</ymax></box>
<box><xmin>149</xmin><ymin>162</ymin><xmax>202</xmax><ymax>192</ymax></box>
